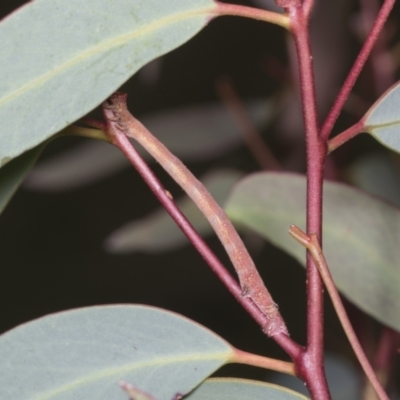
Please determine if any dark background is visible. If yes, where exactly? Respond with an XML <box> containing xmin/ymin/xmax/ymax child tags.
<box><xmin>1</xmin><ymin>0</ymin><xmax>399</xmax><ymax>394</ymax></box>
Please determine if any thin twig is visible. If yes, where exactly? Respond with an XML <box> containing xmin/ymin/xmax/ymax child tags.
<box><xmin>289</xmin><ymin>225</ymin><xmax>390</xmax><ymax>400</ymax></box>
<box><xmin>102</xmin><ymin>93</ymin><xmax>288</xmax><ymax>337</ymax></box>
<box><xmin>214</xmin><ymin>2</ymin><xmax>290</xmax><ymax>29</ymax></box>
<box><xmin>358</xmin><ymin>0</ymin><xmax>395</xmax><ymax>95</ymax></box>
<box><xmin>216</xmin><ymin>78</ymin><xmax>281</xmax><ymax>171</ymax></box>
<box><xmin>320</xmin><ymin>0</ymin><xmax>395</xmax><ymax>141</ymax></box>
<box><xmin>230</xmin><ymin>348</ymin><xmax>295</xmax><ymax>376</ymax></box>
<box><xmin>302</xmin><ymin>0</ymin><xmax>315</xmax><ymax>19</ymax></box>
<box><xmin>82</xmin><ymin>117</ymin><xmax>107</xmax><ymax>131</ymax></box>
<box><xmin>327</xmin><ymin>120</ymin><xmax>365</xmax><ymax>153</ymax></box>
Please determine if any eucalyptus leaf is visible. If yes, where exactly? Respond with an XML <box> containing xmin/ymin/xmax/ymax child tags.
<box><xmin>0</xmin><ymin>305</ymin><xmax>233</xmax><ymax>400</ymax></box>
<box><xmin>0</xmin><ymin>0</ymin><xmax>216</xmax><ymax>166</ymax></box>
<box><xmin>25</xmin><ymin>140</ymin><xmax>130</xmax><ymax>191</ymax></box>
<box><xmin>185</xmin><ymin>378</ymin><xmax>309</xmax><ymax>400</ymax></box>
<box><xmin>225</xmin><ymin>172</ymin><xmax>400</xmax><ymax>331</ymax></box>
<box><xmin>106</xmin><ymin>169</ymin><xmax>243</xmax><ymax>253</ymax></box>
<box><xmin>142</xmin><ymin>98</ymin><xmax>271</xmax><ymax>161</ymax></box>
<box><xmin>364</xmin><ymin>80</ymin><xmax>400</xmax><ymax>153</ymax></box>
<box><xmin>0</xmin><ymin>143</ymin><xmax>46</xmax><ymax>215</ymax></box>
<box><xmin>346</xmin><ymin>152</ymin><xmax>400</xmax><ymax>207</ymax></box>
<box><xmin>25</xmin><ymin>98</ymin><xmax>271</xmax><ymax>191</ymax></box>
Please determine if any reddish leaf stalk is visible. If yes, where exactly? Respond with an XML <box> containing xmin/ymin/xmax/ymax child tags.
<box><xmin>302</xmin><ymin>0</ymin><xmax>315</xmax><ymax>19</ymax></box>
<box><xmin>214</xmin><ymin>2</ymin><xmax>290</xmax><ymax>29</ymax></box>
<box><xmin>231</xmin><ymin>348</ymin><xmax>296</xmax><ymax>375</ymax></box>
<box><xmin>289</xmin><ymin>226</ymin><xmax>390</xmax><ymax>400</ymax></box>
<box><xmin>359</xmin><ymin>0</ymin><xmax>395</xmax><ymax>95</ymax></box>
<box><xmin>288</xmin><ymin>4</ymin><xmax>330</xmax><ymax>399</ymax></box>
<box><xmin>327</xmin><ymin>120</ymin><xmax>365</xmax><ymax>153</ymax></box>
<box><xmin>101</xmin><ymin>96</ymin><xmax>306</xmax><ymax>361</ymax></box>
<box><xmin>320</xmin><ymin>0</ymin><xmax>395</xmax><ymax>141</ymax></box>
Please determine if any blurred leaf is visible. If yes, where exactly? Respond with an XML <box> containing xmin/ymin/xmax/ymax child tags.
<box><xmin>225</xmin><ymin>172</ymin><xmax>400</xmax><ymax>331</ymax></box>
<box><xmin>0</xmin><ymin>0</ymin><xmax>216</xmax><ymax>165</ymax></box>
<box><xmin>346</xmin><ymin>152</ymin><xmax>400</xmax><ymax>207</ymax></box>
<box><xmin>24</xmin><ymin>140</ymin><xmax>129</xmax><ymax>191</ymax></box>
<box><xmin>185</xmin><ymin>378</ymin><xmax>309</xmax><ymax>400</ymax></box>
<box><xmin>136</xmin><ymin>58</ymin><xmax>163</xmax><ymax>88</ymax></box>
<box><xmin>142</xmin><ymin>98</ymin><xmax>271</xmax><ymax>161</ymax></box>
<box><xmin>25</xmin><ymin>98</ymin><xmax>271</xmax><ymax>191</ymax></box>
<box><xmin>106</xmin><ymin>169</ymin><xmax>243</xmax><ymax>253</ymax></box>
<box><xmin>0</xmin><ymin>143</ymin><xmax>46</xmax><ymax>215</ymax></box>
<box><xmin>0</xmin><ymin>305</ymin><xmax>233</xmax><ymax>399</ymax></box>
<box><xmin>365</xmin><ymin>80</ymin><xmax>400</xmax><ymax>153</ymax></box>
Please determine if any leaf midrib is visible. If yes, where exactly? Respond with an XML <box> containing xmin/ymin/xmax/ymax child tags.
<box><xmin>0</xmin><ymin>5</ymin><xmax>215</xmax><ymax>110</ymax></box>
<box><xmin>28</xmin><ymin>350</ymin><xmax>230</xmax><ymax>400</ymax></box>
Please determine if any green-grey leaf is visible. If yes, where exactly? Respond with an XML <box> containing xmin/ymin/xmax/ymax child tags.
<box><xmin>25</xmin><ymin>140</ymin><xmax>130</xmax><ymax>191</ymax></box>
<box><xmin>0</xmin><ymin>305</ymin><xmax>233</xmax><ymax>399</ymax></box>
<box><xmin>25</xmin><ymin>98</ymin><xmax>272</xmax><ymax>191</ymax></box>
<box><xmin>0</xmin><ymin>143</ymin><xmax>46</xmax><ymax>215</ymax></box>
<box><xmin>106</xmin><ymin>169</ymin><xmax>243</xmax><ymax>253</ymax></box>
<box><xmin>364</xmin><ymin>80</ymin><xmax>400</xmax><ymax>153</ymax></box>
<box><xmin>142</xmin><ymin>98</ymin><xmax>272</xmax><ymax>161</ymax></box>
<box><xmin>185</xmin><ymin>378</ymin><xmax>309</xmax><ymax>400</ymax></box>
<box><xmin>225</xmin><ymin>172</ymin><xmax>400</xmax><ymax>331</ymax></box>
<box><xmin>0</xmin><ymin>0</ymin><xmax>216</xmax><ymax>165</ymax></box>
<box><xmin>346</xmin><ymin>152</ymin><xmax>400</xmax><ymax>207</ymax></box>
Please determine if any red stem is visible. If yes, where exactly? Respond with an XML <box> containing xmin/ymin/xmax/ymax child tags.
<box><xmin>302</xmin><ymin>0</ymin><xmax>315</xmax><ymax>18</ymax></box>
<box><xmin>327</xmin><ymin>120</ymin><xmax>365</xmax><ymax>153</ymax></box>
<box><xmin>320</xmin><ymin>0</ymin><xmax>395</xmax><ymax>141</ymax></box>
<box><xmin>101</xmin><ymin>105</ymin><xmax>302</xmax><ymax>361</ymax></box>
<box><xmin>289</xmin><ymin>5</ymin><xmax>330</xmax><ymax>399</ymax></box>
<box><xmin>214</xmin><ymin>2</ymin><xmax>290</xmax><ymax>29</ymax></box>
<box><xmin>359</xmin><ymin>0</ymin><xmax>395</xmax><ymax>95</ymax></box>
<box><xmin>290</xmin><ymin>226</ymin><xmax>390</xmax><ymax>400</ymax></box>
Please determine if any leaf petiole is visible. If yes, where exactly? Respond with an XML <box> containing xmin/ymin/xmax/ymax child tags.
<box><xmin>289</xmin><ymin>225</ymin><xmax>390</xmax><ymax>400</ymax></box>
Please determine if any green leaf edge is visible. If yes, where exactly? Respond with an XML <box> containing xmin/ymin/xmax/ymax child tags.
<box><xmin>186</xmin><ymin>378</ymin><xmax>310</xmax><ymax>399</ymax></box>
<box><xmin>0</xmin><ymin>142</ymin><xmax>47</xmax><ymax>215</ymax></box>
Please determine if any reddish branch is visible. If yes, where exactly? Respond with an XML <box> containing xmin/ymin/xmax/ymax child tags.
<box><xmin>102</xmin><ymin>93</ymin><xmax>287</xmax><ymax>337</ymax></box>
<box><xmin>86</xmin><ymin>0</ymin><xmax>396</xmax><ymax>397</ymax></box>
<box><xmin>287</xmin><ymin>3</ymin><xmax>331</xmax><ymax>398</ymax></box>
<box><xmin>327</xmin><ymin>120</ymin><xmax>365</xmax><ymax>153</ymax></box>
<box><xmin>100</xmin><ymin>95</ymin><xmax>302</xmax><ymax>359</ymax></box>
<box><xmin>283</xmin><ymin>0</ymin><xmax>396</xmax><ymax>397</ymax></box>
<box><xmin>290</xmin><ymin>226</ymin><xmax>390</xmax><ymax>400</ymax></box>
<box><xmin>320</xmin><ymin>0</ymin><xmax>395</xmax><ymax>141</ymax></box>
